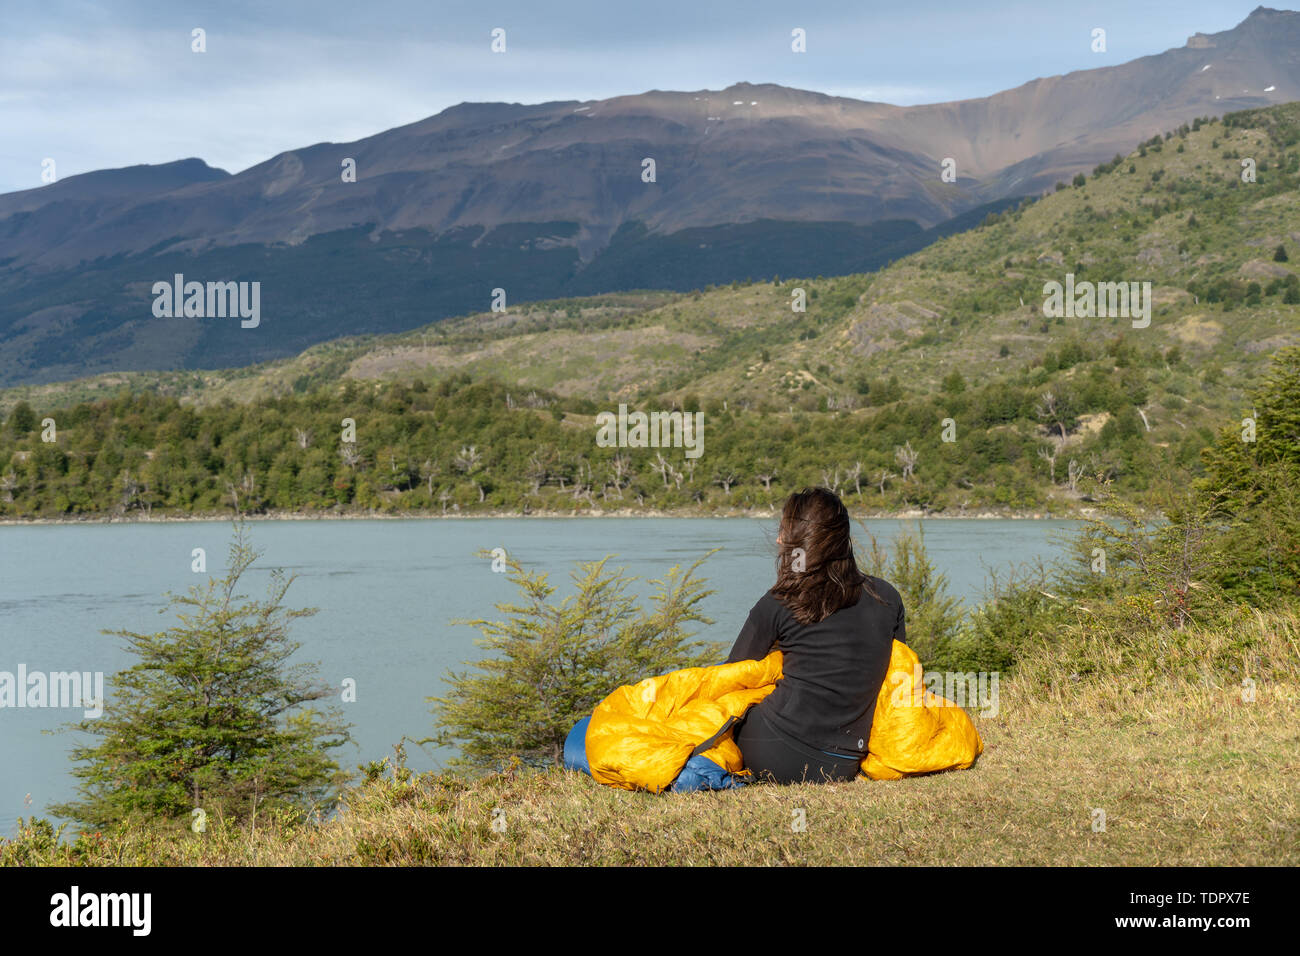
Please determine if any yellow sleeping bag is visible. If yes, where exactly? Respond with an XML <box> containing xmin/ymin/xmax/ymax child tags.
<box><xmin>586</xmin><ymin>639</ymin><xmax>983</xmax><ymax>792</ymax></box>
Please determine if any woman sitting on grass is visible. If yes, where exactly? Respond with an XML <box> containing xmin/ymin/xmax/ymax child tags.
<box><xmin>728</xmin><ymin>486</ymin><xmax>906</xmax><ymax>784</ymax></box>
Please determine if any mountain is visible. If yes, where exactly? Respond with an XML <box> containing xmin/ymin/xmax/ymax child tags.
<box><xmin>2</xmin><ymin>6</ymin><xmax>1299</xmax><ymax>387</ymax></box>
<box><xmin>2</xmin><ymin>100</ymin><xmax>1297</xmax><ymax>518</ymax></box>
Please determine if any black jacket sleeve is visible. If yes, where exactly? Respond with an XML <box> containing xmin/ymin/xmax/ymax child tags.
<box><xmin>892</xmin><ymin>596</ymin><xmax>907</xmax><ymax>645</ymax></box>
<box><xmin>726</xmin><ymin>593</ymin><xmax>781</xmax><ymax>663</ymax></box>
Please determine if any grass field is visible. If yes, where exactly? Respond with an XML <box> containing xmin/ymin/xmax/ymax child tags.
<box><xmin>6</xmin><ymin>609</ymin><xmax>1295</xmax><ymax>867</ymax></box>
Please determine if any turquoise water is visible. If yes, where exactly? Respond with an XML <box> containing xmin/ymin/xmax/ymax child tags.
<box><xmin>0</xmin><ymin>517</ymin><xmax>1077</xmax><ymax>832</ymax></box>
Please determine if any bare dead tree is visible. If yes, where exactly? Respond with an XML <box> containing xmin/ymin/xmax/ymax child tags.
<box><xmin>0</xmin><ymin>471</ymin><xmax>16</xmax><ymax>504</ymax></box>
<box><xmin>608</xmin><ymin>453</ymin><xmax>631</xmax><ymax>498</ymax></box>
<box><xmin>894</xmin><ymin>441</ymin><xmax>919</xmax><ymax>481</ymax></box>
<box><xmin>453</xmin><ymin>445</ymin><xmax>483</xmax><ymax>474</ymax></box>
<box><xmin>877</xmin><ymin>469</ymin><xmax>896</xmax><ymax>495</ymax></box>
<box><xmin>1066</xmin><ymin>458</ymin><xmax>1084</xmax><ymax>493</ymax></box>
<box><xmin>1035</xmin><ymin>390</ymin><xmax>1068</xmax><ymax>442</ymax></box>
<box><xmin>526</xmin><ymin>447</ymin><xmax>554</xmax><ymax>495</ymax></box>
<box><xmin>821</xmin><ymin>467</ymin><xmax>842</xmax><ymax>495</ymax></box>
<box><xmin>223</xmin><ymin>471</ymin><xmax>255</xmax><ymax>513</ymax></box>
<box><xmin>339</xmin><ymin>444</ymin><xmax>363</xmax><ymax>470</ymax></box>
<box><xmin>847</xmin><ymin>461</ymin><xmax>863</xmax><ymax>497</ymax></box>
<box><xmin>1037</xmin><ymin>444</ymin><xmax>1059</xmax><ymax>485</ymax></box>
<box><xmin>713</xmin><ymin>471</ymin><xmax>738</xmax><ymax>495</ymax></box>
<box><xmin>294</xmin><ymin>427</ymin><xmax>312</xmax><ymax>450</ymax></box>
<box><xmin>452</xmin><ymin>444</ymin><xmax>486</xmax><ymax>501</ymax></box>
<box><xmin>755</xmin><ymin>467</ymin><xmax>777</xmax><ymax>492</ymax></box>
<box><xmin>651</xmin><ymin>452</ymin><xmax>672</xmax><ymax>488</ymax></box>
<box><xmin>575</xmin><ymin>458</ymin><xmax>597</xmax><ymax>498</ymax></box>
<box><xmin>612</xmin><ymin>452</ymin><xmax>631</xmax><ymax>483</ymax></box>
<box><xmin>420</xmin><ymin>459</ymin><xmax>439</xmax><ymax>498</ymax></box>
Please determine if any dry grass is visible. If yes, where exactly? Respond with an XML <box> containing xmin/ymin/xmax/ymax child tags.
<box><xmin>5</xmin><ymin>609</ymin><xmax>1297</xmax><ymax>867</ymax></box>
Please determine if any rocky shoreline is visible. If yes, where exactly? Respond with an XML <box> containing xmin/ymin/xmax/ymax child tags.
<box><xmin>0</xmin><ymin>506</ymin><xmax>1098</xmax><ymax>525</ymax></box>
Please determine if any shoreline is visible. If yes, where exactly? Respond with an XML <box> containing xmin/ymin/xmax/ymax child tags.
<box><xmin>0</xmin><ymin>506</ymin><xmax>1099</xmax><ymax>526</ymax></box>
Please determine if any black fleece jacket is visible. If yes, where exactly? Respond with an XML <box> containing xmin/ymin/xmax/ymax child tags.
<box><xmin>725</xmin><ymin>577</ymin><xmax>905</xmax><ymax>758</ymax></box>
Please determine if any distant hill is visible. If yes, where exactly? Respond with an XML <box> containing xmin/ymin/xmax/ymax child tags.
<box><xmin>3</xmin><ymin>101</ymin><xmax>1297</xmax><ymax>518</ymax></box>
<box><xmin>1</xmin><ymin>6</ymin><xmax>1299</xmax><ymax>386</ymax></box>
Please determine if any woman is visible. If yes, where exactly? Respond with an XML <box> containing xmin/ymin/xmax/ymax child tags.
<box><xmin>728</xmin><ymin>487</ymin><xmax>906</xmax><ymax>784</ymax></box>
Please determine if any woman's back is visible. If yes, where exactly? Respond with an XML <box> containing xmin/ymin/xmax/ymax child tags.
<box><xmin>727</xmin><ymin>575</ymin><xmax>905</xmax><ymax>757</ymax></box>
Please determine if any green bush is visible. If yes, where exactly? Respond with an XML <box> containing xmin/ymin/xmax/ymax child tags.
<box><xmin>51</xmin><ymin>524</ymin><xmax>351</xmax><ymax>829</ymax></box>
<box><xmin>428</xmin><ymin>551</ymin><xmax>723</xmax><ymax>770</ymax></box>
<box><xmin>859</xmin><ymin>524</ymin><xmax>964</xmax><ymax>670</ymax></box>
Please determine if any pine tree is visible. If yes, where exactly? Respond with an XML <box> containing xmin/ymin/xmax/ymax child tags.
<box><xmin>52</xmin><ymin>523</ymin><xmax>351</xmax><ymax>828</ymax></box>
<box><xmin>1197</xmin><ymin>345</ymin><xmax>1300</xmax><ymax>601</ymax></box>
<box><xmin>861</xmin><ymin>525</ymin><xmax>964</xmax><ymax>668</ymax></box>
<box><xmin>428</xmin><ymin>551</ymin><xmax>721</xmax><ymax>770</ymax></box>
<box><xmin>6</xmin><ymin>400</ymin><xmax>36</xmax><ymax>435</ymax></box>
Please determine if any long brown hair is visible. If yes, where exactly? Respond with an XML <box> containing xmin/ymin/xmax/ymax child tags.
<box><xmin>770</xmin><ymin>487</ymin><xmax>879</xmax><ymax>625</ymax></box>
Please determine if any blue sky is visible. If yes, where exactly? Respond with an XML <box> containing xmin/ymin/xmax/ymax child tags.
<box><xmin>0</xmin><ymin>0</ymin><xmax>1282</xmax><ymax>194</ymax></box>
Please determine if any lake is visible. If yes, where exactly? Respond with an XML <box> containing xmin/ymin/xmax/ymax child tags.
<box><xmin>0</xmin><ymin>517</ymin><xmax>1078</xmax><ymax>832</ymax></box>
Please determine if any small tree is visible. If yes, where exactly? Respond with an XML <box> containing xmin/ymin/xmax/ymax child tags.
<box><xmin>894</xmin><ymin>441</ymin><xmax>919</xmax><ymax>481</ymax></box>
<box><xmin>1274</xmin><ymin>244</ymin><xmax>1289</xmax><ymax>263</ymax></box>
<box><xmin>1197</xmin><ymin>345</ymin><xmax>1300</xmax><ymax>601</ymax></box>
<box><xmin>52</xmin><ymin>523</ymin><xmax>350</xmax><ymax>829</ymax></box>
<box><xmin>6</xmin><ymin>400</ymin><xmax>37</xmax><ymax>436</ymax></box>
<box><xmin>1065</xmin><ymin>483</ymin><xmax>1227</xmax><ymax>631</ymax></box>
<box><xmin>1037</xmin><ymin>444</ymin><xmax>1059</xmax><ymax>485</ymax></box>
<box><xmin>428</xmin><ymin>551</ymin><xmax>723</xmax><ymax>770</ymax></box>
<box><xmin>859</xmin><ymin>524</ymin><xmax>964</xmax><ymax>669</ymax></box>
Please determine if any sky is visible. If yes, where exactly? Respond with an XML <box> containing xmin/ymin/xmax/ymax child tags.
<box><xmin>0</xmin><ymin>0</ymin><xmax>1282</xmax><ymax>194</ymax></box>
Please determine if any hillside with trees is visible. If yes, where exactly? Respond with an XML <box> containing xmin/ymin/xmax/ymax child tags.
<box><xmin>1</xmin><ymin>104</ymin><xmax>1297</xmax><ymax>519</ymax></box>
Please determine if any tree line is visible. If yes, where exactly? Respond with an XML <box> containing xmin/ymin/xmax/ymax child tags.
<box><xmin>1</xmin><ymin>345</ymin><xmax>1209</xmax><ymax>518</ymax></box>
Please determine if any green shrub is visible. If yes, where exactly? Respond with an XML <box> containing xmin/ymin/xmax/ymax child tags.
<box><xmin>859</xmin><ymin>524</ymin><xmax>965</xmax><ymax>670</ymax></box>
<box><xmin>51</xmin><ymin>524</ymin><xmax>350</xmax><ymax>829</ymax></box>
<box><xmin>428</xmin><ymin>551</ymin><xmax>722</xmax><ymax>770</ymax></box>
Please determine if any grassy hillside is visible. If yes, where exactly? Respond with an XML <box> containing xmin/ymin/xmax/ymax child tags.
<box><xmin>1</xmin><ymin>105</ymin><xmax>1298</xmax><ymax>518</ymax></box>
<box><xmin>6</xmin><ymin>606</ymin><xmax>1296</xmax><ymax>866</ymax></box>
